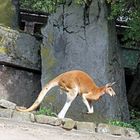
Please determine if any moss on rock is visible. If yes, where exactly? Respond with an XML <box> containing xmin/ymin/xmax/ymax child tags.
<box><xmin>0</xmin><ymin>0</ymin><xmax>16</xmax><ymax>27</ymax></box>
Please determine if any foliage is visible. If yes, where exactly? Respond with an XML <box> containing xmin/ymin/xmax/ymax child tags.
<box><xmin>108</xmin><ymin>108</ymin><xmax>140</xmax><ymax>133</ymax></box>
<box><xmin>130</xmin><ymin>108</ymin><xmax>140</xmax><ymax>120</ymax></box>
<box><xmin>109</xmin><ymin>119</ymin><xmax>140</xmax><ymax>134</ymax></box>
<box><xmin>130</xmin><ymin>119</ymin><xmax>140</xmax><ymax>133</ymax></box>
<box><xmin>108</xmin><ymin>120</ymin><xmax>133</xmax><ymax>128</ymax></box>
<box><xmin>20</xmin><ymin>0</ymin><xmax>56</xmax><ymax>13</ymax></box>
<box><xmin>108</xmin><ymin>0</ymin><xmax>140</xmax><ymax>46</ymax></box>
<box><xmin>36</xmin><ymin>107</ymin><xmax>57</xmax><ymax>117</ymax></box>
<box><xmin>20</xmin><ymin>0</ymin><xmax>84</xmax><ymax>13</ymax></box>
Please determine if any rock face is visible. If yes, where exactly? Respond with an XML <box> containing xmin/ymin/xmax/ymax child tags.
<box><xmin>0</xmin><ymin>0</ymin><xmax>18</xmax><ymax>28</ymax></box>
<box><xmin>0</xmin><ymin>25</ymin><xmax>41</xmax><ymax>107</ymax></box>
<box><xmin>0</xmin><ymin>65</ymin><xmax>41</xmax><ymax>107</ymax></box>
<box><xmin>127</xmin><ymin>63</ymin><xmax>140</xmax><ymax>108</ymax></box>
<box><xmin>41</xmin><ymin>0</ymin><xmax>129</xmax><ymax>121</ymax></box>
<box><xmin>0</xmin><ymin>26</ymin><xmax>41</xmax><ymax>71</ymax></box>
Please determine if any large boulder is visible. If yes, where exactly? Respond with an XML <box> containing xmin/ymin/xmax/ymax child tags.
<box><xmin>41</xmin><ymin>0</ymin><xmax>129</xmax><ymax>121</ymax></box>
<box><xmin>0</xmin><ymin>65</ymin><xmax>41</xmax><ymax>107</ymax></box>
<box><xmin>0</xmin><ymin>25</ymin><xmax>41</xmax><ymax>71</ymax></box>
<box><xmin>0</xmin><ymin>25</ymin><xmax>41</xmax><ymax>107</ymax></box>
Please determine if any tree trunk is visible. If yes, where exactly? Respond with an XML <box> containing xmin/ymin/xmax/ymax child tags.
<box><xmin>41</xmin><ymin>0</ymin><xmax>130</xmax><ymax>122</ymax></box>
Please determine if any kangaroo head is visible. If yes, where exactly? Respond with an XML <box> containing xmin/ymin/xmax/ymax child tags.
<box><xmin>105</xmin><ymin>82</ymin><xmax>116</xmax><ymax>96</ymax></box>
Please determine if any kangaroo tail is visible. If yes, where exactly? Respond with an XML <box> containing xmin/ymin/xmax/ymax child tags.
<box><xmin>16</xmin><ymin>78</ymin><xmax>58</xmax><ymax>112</ymax></box>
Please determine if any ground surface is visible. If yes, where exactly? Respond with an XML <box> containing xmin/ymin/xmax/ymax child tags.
<box><xmin>0</xmin><ymin>118</ymin><xmax>139</xmax><ymax>140</ymax></box>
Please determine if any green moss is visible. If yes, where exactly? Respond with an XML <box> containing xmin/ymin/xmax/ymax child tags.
<box><xmin>0</xmin><ymin>47</ymin><xmax>9</xmax><ymax>54</ymax></box>
<box><xmin>41</xmin><ymin>46</ymin><xmax>57</xmax><ymax>69</ymax></box>
<box><xmin>41</xmin><ymin>94</ymin><xmax>58</xmax><ymax>109</ymax></box>
<box><xmin>0</xmin><ymin>36</ymin><xmax>10</xmax><ymax>54</ymax></box>
<box><xmin>44</xmin><ymin>95</ymin><xmax>56</xmax><ymax>103</ymax></box>
<box><xmin>0</xmin><ymin>0</ymin><xmax>15</xmax><ymax>27</ymax></box>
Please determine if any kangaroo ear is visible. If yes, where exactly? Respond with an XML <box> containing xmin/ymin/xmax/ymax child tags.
<box><xmin>111</xmin><ymin>82</ymin><xmax>116</xmax><ymax>86</ymax></box>
<box><xmin>106</xmin><ymin>82</ymin><xmax>116</xmax><ymax>87</ymax></box>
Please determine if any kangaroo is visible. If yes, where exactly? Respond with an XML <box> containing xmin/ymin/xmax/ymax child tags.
<box><xmin>16</xmin><ymin>70</ymin><xmax>116</xmax><ymax>118</ymax></box>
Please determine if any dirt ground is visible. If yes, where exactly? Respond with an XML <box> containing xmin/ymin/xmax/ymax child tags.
<box><xmin>0</xmin><ymin>118</ymin><xmax>139</xmax><ymax>140</ymax></box>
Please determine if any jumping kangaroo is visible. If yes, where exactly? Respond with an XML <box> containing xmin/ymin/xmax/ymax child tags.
<box><xmin>16</xmin><ymin>70</ymin><xmax>116</xmax><ymax>118</ymax></box>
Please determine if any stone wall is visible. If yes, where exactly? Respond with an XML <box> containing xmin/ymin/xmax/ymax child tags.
<box><xmin>0</xmin><ymin>25</ymin><xmax>41</xmax><ymax>107</ymax></box>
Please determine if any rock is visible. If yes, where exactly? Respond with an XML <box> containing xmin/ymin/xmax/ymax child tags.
<box><xmin>35</xmin><ymin>115</ymin><xmax>62</xmax><ymax>126</ymax></box>
<box><xmin>76</xmin><ymin>121</ymin><xmax>96</xmax><ymax>132</ymax></box>
<box><xmin>0</xmin><ymin>65</ymin><xmax>41</xmax><ymax>107</ymax></box>
<box><xmin>41</xmin><ymin>0</ymin><xmax>129</xmax><ymax>121</ymax></box>
<box><xmin>0</xmin><ymin>108</ymin><xmax>14</xmax><ymax>118</ymax></box>
<box><xmin>0</xmin><ymin>25</ymin><xmax>41</xmax><ymax>71</ymax></box>
<box><xmin>0</xmin><ymin>25</ymin><xmax>41</xmax><ymax>108</ymax></box>
<box><xmin>0</xmin><ymin>99</ymin><xmax>16</xmax><ymax>110</ymax></box>
<box><xmin>97</xmin><ymin>123</ymin><xmax>139</xmax><ymax>138</ymax></box>
<box><xmin>12</xmin><ymin>111</ymin><xmax>35</xmax><ymax>122</ymax></box>
<box><xmin>62</xmin><ymin>118</ymin><xmax>76</xmax><ymax>130</ymax></box>
<box><xmin>97</xmin><ymin>123</ymin><xmax>124</xmax><ymax>135</ymax></box>
<box><xmin>124</xmin><ymin>128</ymin><xmax>139</xmax><ymax>138</ymax></box>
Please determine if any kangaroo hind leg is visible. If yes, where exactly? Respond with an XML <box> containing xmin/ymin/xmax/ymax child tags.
<box><xmin>58</xmin><ymin>88</ymin><xmax>78</xmax><ymax>119</ymax></box>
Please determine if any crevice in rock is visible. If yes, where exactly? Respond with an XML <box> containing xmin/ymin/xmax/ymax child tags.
<box><xmin>0</xmin><ymin>62</ymin><xmax>41</xmax><ymax>74</ymax></box>
<box><xmin>82</xmin><ymin>0</ymin><xmax>93</xmax><ymax>47</ymax></box>
<box><xmin>97</xmin><ymin>0</ymin><xmax>101</xmax><ymax>20</ymax></box>
<box><xmin>62</xmin><ymin>3</ymin><xmax>65</xmax><ymax>32</ymax></box>
<box><xmin>63</xmin><ymin>27</ymin><xmax>74</xmax><ymax>33</ymax></box>
<box><xmin>83</xmin><ymin>0</ymin><xmax>92</xmax><ymax>26</ymax></box>
<box><xmin>67</xmin><ymin>0</ymin><xmax>72</xmax><ymax>6</ymax></box>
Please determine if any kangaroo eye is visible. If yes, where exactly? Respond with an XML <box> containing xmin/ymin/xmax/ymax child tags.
<box><xmin>108</xmin><ymin>88</ymin><xmax>112</xmax><ymax>91</ymax></box>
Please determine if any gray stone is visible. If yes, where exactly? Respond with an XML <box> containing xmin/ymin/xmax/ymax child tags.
<box><xmin>0</xmin><ymin>25</ymin><xmax>41</xmax><ymax>71</ymax></box>
<box><xmin>62</xmin><ymin>118</ymin><xmax>76</xmax><ymax>130</ymax></box>
<box><xmin>76</xmin><ymin>121</ymin><xmax>96</xmax><ymax>132</ymax></box>
<box><xmin>12</xmin><ymin>111</ymin><xmax>35</xmax><ymax>122</ymax></box>
<box><xmin>0</xmin><ymin>108</ymin><xmax>13</xmax><ymax>118</ymax></box>
<box><xmin>35</xmin><ymin>115</ymin><xmax>62</xmax><ymax>126</ymax></box>
<box><xmin>124</xmin><ymin>128</ymin><xmax>139</xmax><ymax>138</ymax></box>
<box><xmin>0</xmin><ymin>99</ymin><xmax>16</xmax><ymax>110</ymax></box>
<box><xmin>97</xmin><ymin>123</ymin><xmax>124</xmax><ymax>135</ymax></box>
<box><xmin>0</xmin><ymin>65</ymin><xmax>41</xmax><ymax>107</ymax></box>
<box><xmin>97</xmin><ymin>123</ymin><xmax>139</xmax><ymax>138</ymax></box>
<box><xmin>0</xmin><ymin>0</ymin><xmax>18</xmax><ymax>28</ymax></box>
<box><xmin>40</xmin><ymin>0</ymin><xmax>129</xmax><ymax>121</ymax></box>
